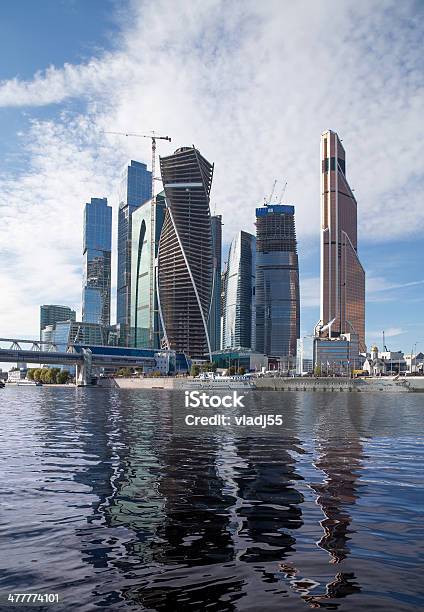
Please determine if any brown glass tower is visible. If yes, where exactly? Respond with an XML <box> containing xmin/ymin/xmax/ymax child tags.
<box><xmin>318</xmin><ymin>130</ymin><xmax>365</xmax><ymax>351</ymax></box>
<box><xmin>157</xmin><ymin>147</ymin><xmax>214</xmax><ymax>359</ymax></box>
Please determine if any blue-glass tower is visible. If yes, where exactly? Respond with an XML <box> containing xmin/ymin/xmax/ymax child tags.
<box><xmin>223</xmin><ymin>230</ymin><xmax>256</xmax><ymax>350</ymax></box>
<box><xmin>255</xmin><ymin>204</ymin><xmax>300</xmax><ymax>357</ymax></box>
<box><xmin>82</xmin><ymin>197</ymin><xmax>112</xmax><ymax>326</ymax></box>
<box><xmin>116</xmin><ymin>160</ymin><xmax>152</xmax><ymax>342</ymax></box>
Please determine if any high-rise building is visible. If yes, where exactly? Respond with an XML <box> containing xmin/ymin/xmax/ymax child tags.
<box><xmin>317</xmin><ymin>130</ymin><xmax>365</xmax><ymax>351</ymax></box>
<box><xmin>116</xmin><ymin>160</ymin><xmax>152</xmax><ymax>341</ymax></box>
<box><xmin>222</xmin><ymin>230</ymin><xmax>256</xmax><ymax>350</ymax></box>
<box><xmin>82</xmin><ymin>197</ymin><xmax>112</xmax><ymax>326</ymax></box>
<box><xmin>40</xmin><ymin>304</ymin><xmax>76</xmax><ymax>339</ymax></box>
<box><xmin>255</xmin><ymin>204</ymin><xmax>300</xmax><ymax>358</ymax></box>
<box><xmin>208</xmin><ymin>215</ymin><xmax>222</xmax><ymax>352</ymax></box>
<box><xmin>157</xmin><ymin>146</ymin><xmax>214</xmax><ymax>359</ymax></box>
<box><xmin>130</xmin><ymin>192</ymin><xmax>166</xmax><ymax>348</ymax></box>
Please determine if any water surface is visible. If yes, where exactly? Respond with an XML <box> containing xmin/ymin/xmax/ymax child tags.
<box><xmin>0</xmin><ymin>388</ymin><xmax>422</xmax><ymax>611</ymax></box>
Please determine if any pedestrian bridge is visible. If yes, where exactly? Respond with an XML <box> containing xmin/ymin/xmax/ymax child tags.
<box><xmin>0</xmin><ymin>338</ymin><xmax>189</xmax><ymax>385</ymax></box>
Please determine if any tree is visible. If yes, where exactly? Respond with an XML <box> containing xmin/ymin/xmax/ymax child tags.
<box><xmin>117</xmin><ymin>367</ymin><xmax>132</xmax><ymax>377</ymax></box>
<box><xmin>238</xmin><ymin>366</ymin><xmax>246</xmax><ymax>375</ymax></box>
<box><xmin>314</xmin><ymin>365</ymin><xmax>322</xmax><ymax>377</ymax></box>
<box><xmin>228</xmin><ymin>365</ymin><xmax>237</xmax><ymax>376</ymax></box>
<box><xmin>190</xmin><ymin>364</ymin><xmax>200</xmax><ymax>377</ymax></box>
<box><xmin>57</xmin><ymin>371</ymin><xmax>70</xmax><ymax>384</ymax></box>
<box><xmin>32</xmin><ymin>368</ymin><xmax>43</xmax><ymax>382</ymax></box>
<box><xmin>27</xmin><ymin>369</ymin><xmax>35</xmax><ymax>381</ymax></box>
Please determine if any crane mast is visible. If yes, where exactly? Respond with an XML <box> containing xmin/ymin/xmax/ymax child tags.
<box><xmin>104</xmin><ymin>130</ymin><xmax>172</xmax><ymax>347</ymax></box>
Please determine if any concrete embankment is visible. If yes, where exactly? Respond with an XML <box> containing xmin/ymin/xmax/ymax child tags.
<box><xmin>99</xmin><ymin>376</ymin><xmax>424</xmax><ymax>392</ymax></box>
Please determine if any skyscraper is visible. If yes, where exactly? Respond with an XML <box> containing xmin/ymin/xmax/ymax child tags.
<box><xmin>116</xmin><ymin>160</ymin><xmax>152</xmax><ymax>340</ymax></box>
<box><xmin>157</xmin><ymin>146</ymin><xmax>213</xmax><ymax>359</ymax></box>
<box><xmin>82</xmin><ymin>197</ymin><xmax>112</xmax><ymax>326</ymax></box>
<box><xmin>255</xmin><ymin>204</ymin><xmax>300</xmax><ymax>358</ymax></box>
<box><xmin>317</xmin><ymin>130</ymin><xmax>365</xmax><ymax>351</ymax></box>
<box><xmin>130</xmin><ymin>192</ymin><xmax>166</xmax><ymax>348</ymax></box>
<box><xmin>40</xmin><ymin>304</ymin><xmax>76</xmax><ymax>339</ymax></box>
<box><xmin>208</xmin><ymin>215</ymin><xmax>222</xmax><ymax>352</ymax></box>
<box><xmin>222</xmin><ymin>230</ymin><xmax>256</xmax><ymax>350</ymax></box>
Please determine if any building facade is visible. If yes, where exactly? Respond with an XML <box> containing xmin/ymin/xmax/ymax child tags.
<box><xmin>314</xmin><ymin>333</ymin><xmax>361</xmax><ymax>374</ymax></box>
<box><xmin>208</xmin><ymin>215</ymin><xmax>222</xmax><ymax>352</ymax></box>
<box><xmin>130</xmin><ymin>192</ymin><xmax>166</xmax><ymax>349</ymax></box>
<box><xmin>116</xmin><ymin>160</ymin><xmax>152</xmax><ymax>341</ymax></box>
<box><xmin>222</xmin><ymin>230</ymin><xmax>255</xmax><ymax>350</ymax></box>
<box><xmin>157</xmin><ymin>146</ymin><xmax>214</xmax><ymax>359</ymax></box>
<box><xmin>255</xmin><ymin>204</ymin><xmax>300</xmax><ymax>358</ymax></box>
<box><xmin>40</xmin><ymin>305</ymin><xmax>76</xmax><ymax>339</ymax></box>
<box><xmin>317</xmin><ymin>130</ymin><xmax>366</xmax><ymax>352</ymax></box>
<box><xmin>82</xmin><ymin>197</ymin><xmax>112</xmax><ymax>326</ymax></box>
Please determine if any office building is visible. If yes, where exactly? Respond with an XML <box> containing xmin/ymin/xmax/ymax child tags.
<box><xmin>316</xmin><ymin>130</ymin><xmax>366</xmax><ymax>352</ymax></box>
<box><xmin>40</xmin><ymin>305</ymin><xmax>76</xmax><ymax>339</ymax></box>
<box><xmin>116</xmin><ymin>160</ymin><xmax>152</xmax><ymax>341</ymax></box>
<box><xmin>255</xmin><ymin>204</ymin><xmax>300</xmax><ymax>358</ymax></box>
<box><xmin>130</xmin><ymin>192</ymin><xmax>166</xmax><ymax>348</ymax></box>
<box><xmin>82</xmin><ymin>197</ymin><xmax>112</xmax><ymax>326</ymax></box>
<box><xmin>157</xmin><ymin>146</ymin><xmax>214</xmax><ymax>359</ymax></box>
<box><xmin>208</xmin><ymin>215</ymin><xmax>222</xmax><ymax>352</ymax></box>
<box><xmin>222</xmin><ymin>230</ymin><xmax>255</xmax><ymax>350</ymax></box>
<box><xmin>314</xmin><ymin>333</ymin><xmax>361</xmax><ymax>374</ymax></box>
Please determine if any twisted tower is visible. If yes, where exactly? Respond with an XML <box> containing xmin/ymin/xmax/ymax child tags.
<box><xmin>158</xmin><ymin>147</ymin><xmax>214</xmax><ymax>359</ymax></box>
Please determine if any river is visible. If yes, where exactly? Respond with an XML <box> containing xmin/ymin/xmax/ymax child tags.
<box><xmin>0</xmin><ymin>387</ymin><xmax>422</xmax><ymax>611</ymax></box>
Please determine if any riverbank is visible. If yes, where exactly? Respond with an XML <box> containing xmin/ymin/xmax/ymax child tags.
<box><xmin>98</xmin><ymin>376</ymin><xmax>424</xmax><ymax>392</ymax></box>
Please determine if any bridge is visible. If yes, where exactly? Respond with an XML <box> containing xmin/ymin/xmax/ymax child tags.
<box><xmin>0</xmin><ymin>338</ymin><xmax>189</xmax><ymax>385</ymax></box>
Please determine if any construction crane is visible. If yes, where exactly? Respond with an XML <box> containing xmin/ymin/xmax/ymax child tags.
<box><xmin>103</xmin><ymin>131</ymin><xmax>171</xmax><ymax>199</ymax></box>
<box><xmin>104</xmin><ymin>130</ymin><xmax>172</xmax><ymax>347</ymax></box>
<box><xmin>275</xmin><ymin>180</ymin><xmax>288</xmax><ymax>204</ymax></box>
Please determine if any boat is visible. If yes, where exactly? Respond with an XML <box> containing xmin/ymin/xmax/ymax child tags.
<box><xmin>179</xmin><ymin>372</ymin><xmax>255</xmax><ymax>390</ymax></box>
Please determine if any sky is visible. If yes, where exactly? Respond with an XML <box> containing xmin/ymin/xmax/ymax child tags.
<box><xmin>0</xmin><ymin>0</ymin><xmax>423</xmax><ymax>361</ymax></box>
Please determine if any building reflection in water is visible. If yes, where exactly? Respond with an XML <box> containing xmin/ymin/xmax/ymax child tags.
<box><xmin>281</xmin><ymin>394</ymin><xmax>365</xmax><ymax>607</ymax></box>
<box><xmin>39</xmin><ymin>390</ymin><xmax>367</xmax><ymax>610</ymax></box>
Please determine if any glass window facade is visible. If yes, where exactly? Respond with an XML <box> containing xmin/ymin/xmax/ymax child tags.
<box><xmin>255</xmin><ymin>205</ymin><xmax>300</xmax><ymax>358</ymax></box>
<box><xmin>223</xmin><ymin>230</ymin><xmax>255</xmax><ymax>350</ymax></box>
<box><xmin>208</xmin><ymin>215</ymin><xmax>222</xmax><ymax>352</ymax></box>
<box><xmin>130</xmin><ymin>192</ymin><xmax>166</xmax><ymax>349</ymax></box>
<box><xmin>82</xmin><ymin>198</ymin><xmax>112</xmax><ymax>327</ymax></box>
<box><xmin>40</xmin><ymin>305</ymin><xmax>76</xmax><ymax>339</ymax></box>
<box><xmin>319</xmin><ymin>131</ymin><xmax>365</xmax><ymax>351</ymax></box>
<box><xmin>116</xmin><ymin>161</ymin><xmax>152</xmax><ymax>339</ymax></box>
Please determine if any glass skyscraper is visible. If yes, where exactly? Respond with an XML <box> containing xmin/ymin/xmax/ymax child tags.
<box><xmin>208</xmin><ymin>215</ymin><xmax>222</xmax><ymax>352</ymax></box>
<box><xmin>255</xmin><ymin>204</ymin><xmax>300</xmax><ymax>358</ymax></box>
<box><xmin>317</xmin><ymin>130</ymin><xmax>366</xmax><ymax>352</ymax></box>
<box><xmin>222</xmin><ymin>230</ymin><xmax>256</xmax><ymax>350</ymax></box>
<box><xmin>82</xmin><ymin>197</ymin><xmax>112</xmax><ymax>326</ymax></box>
<box><xmin>40</xmin><ymin>304</ymin><xmax>76</xmax><ymax>339</ymax></box>
<box><xmin>157</xmin><ymin>146</ymin><xmax>214</xmax><ymax>359</ymax></box>
<box><xmin>130</xmin><ymin>192</ymin><xmax>166</xmax><ymax>348</ymax></box>
<box><xmin>116</xmin><ymin>160</ymin><xmax>152</xmax><ymax>342</ymax></box>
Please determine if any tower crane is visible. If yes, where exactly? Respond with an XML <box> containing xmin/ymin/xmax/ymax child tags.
<box><xmin>275</xmin><ymin>180</ymin><xmax>288</xmax><ymax>204</ymax></box>
<box><xmin>103</xmin><ymin>131</ymin><xmax>172</xmax><ymax>199</ymax></box>
<box><xmin>103</xmin><ymin>130</ymin><xmax>172</xmax><ymax>347</ymax></box>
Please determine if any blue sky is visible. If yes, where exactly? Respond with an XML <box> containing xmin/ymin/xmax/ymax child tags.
<box><xmin>0</xmin><ymin>0</ymin><xmax>423</xmax><ymax>359</ymax></box>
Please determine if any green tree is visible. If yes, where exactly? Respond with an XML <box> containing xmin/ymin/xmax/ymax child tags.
<box><xmin>190</xmin><ymin>364</ymin><xmax>200</xmax><ymax>377</ymax></box>
<box><xmin>228</xmin><ymin>365</ymin><xmax>237</xmax><ymax>376</ymax></box>
<box><xmin>57</xmin><ymin>371</ymin><xmax>70</xmax><ymax>384</ymax></box>
<box><xmin>238</xmin><ymin>366</ymin><xmax>246</xmax><ymax>375</ymax></box>
<box><xmin>314</xmin><ymin>365</ymin><xmax>322</xmax><ymax>377</ymax></box>
<box><xmin>32</xmin><ymin>368</ymin><xmax>43</xmax><ymax>382</ymax></box>
<box><xmin>27</xmin><ymin>369</ymin><xmax>35</xmax><ymax>381</ymax></box>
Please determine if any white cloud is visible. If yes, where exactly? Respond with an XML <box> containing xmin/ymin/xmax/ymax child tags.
<box><xmin>0</xmin><ymin>0</ymin><xmax>423</xmax><ymax>337</ymax></box>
